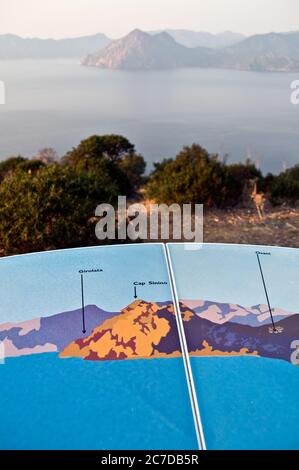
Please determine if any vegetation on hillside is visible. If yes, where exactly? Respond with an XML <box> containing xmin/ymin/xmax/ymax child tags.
<box><xmin>0</xmin><ymin>134</ymin><xmax>298</xmax><ymax>255</ymax></box>
<box><xmin>146</xmin><ymin>144</ymin><xmax>262</xmax><ymax>207</ymax></box>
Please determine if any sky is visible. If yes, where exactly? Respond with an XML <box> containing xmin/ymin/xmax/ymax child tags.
<box><xmin>0</xmin><ymin>244</ymin><xmax>172</xmax><ymax>322</ymax></box>
<box><xmin>1</xmin><ymin>0</ymin><xmax>299</xmax><ymax>39</ymax></box>
<box><xmin>1</xmin><ymin>242</ymin><xmax>299</xmax><ymax>323</ymax></box>
<box><xmin>169</xmin><ymin>243</ymin><xmax>299</xmax><ymax>312</ymax></box>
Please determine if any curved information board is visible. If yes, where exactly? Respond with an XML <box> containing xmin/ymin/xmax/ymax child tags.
<box><xmin>0</xmin><ymin>243</ymin><xmax>298</xmax><ymax>450</ymax></box>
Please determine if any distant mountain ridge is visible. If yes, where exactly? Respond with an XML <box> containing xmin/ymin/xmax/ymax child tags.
<box><xmin>1</xmin><ymin>299</ymin><xmax>298</xmax><ymax>364</ymax></box>
<box><xmin>2</xmin><ymin>29</ymin><xmax>299</xmax><ymax>71</ymax></box>
<box><xmin>82</xmin><ymin>29</ymin><xmax>299</xmax><ymax>72</ymax></box>
<box><xmin>0</xmin><ymin>29</ymin><xmax>245</xmax><ymax>60</ymax></box>
<box><xmin>182</xmin><ymin>299</ymin><xmax>296</xmax><ymax>326</ymax></box>
<box><xmin>82</xmin><ymin>29</ymin><xmax>217</xmax><ymax>69</ymax></box>
<box><xmin>149</xmin><ymin>29</ymin><xmax>246</xmax><ymax>49</ymax></box>
<box><xmin>225</xmin><ymin>31</ymin><xmax>299</xmax><ymax>71</ymax></box>
<box><xmin>61</xmin><ymin>299</ymin><xmax>299</xmax><ymax>363</ymax></box>
<box><xmin>0</xmin><ymin>305</ymin><xmax>118</xmax><ymax>357</ymax></box>
<box><xmin>0</xmin><ymin>33</ymin><xmax>111</xmax><ymax>59</ymax></box>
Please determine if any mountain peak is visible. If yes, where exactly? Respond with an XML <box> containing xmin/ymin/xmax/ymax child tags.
<box><xmin>81</xmin><ymin>28</ymin><xmax>203</xmax><ymax>69</ymax></box>
<box><xmin>127</xmin><ymin>28</ymin><xmax>148</xmax><ymax>38</ymax></box>
<box><xmin>60</xmin><ymin>299</ymin><xmax>176</xmax><ymax>360</ymax></box>
<box><xmin>123</xmin><ymin>29</ymin><xmax>176</xmax><ymax>46</ymax></box>
<box><xmin>82</xmin><ymin>29</ymin><xmax>299</xmax><ymax>71</ymax></box>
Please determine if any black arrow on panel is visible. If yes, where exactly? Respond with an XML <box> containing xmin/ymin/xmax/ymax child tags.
<box><xmin>256</xmin><ymin>252</ymin><xmax>277</xmax><ymax>332</ymax></box>
<box><xmin>81</xmin><ymin>274</ymin><xmax>87</xmax><ymax>334</ymax></box>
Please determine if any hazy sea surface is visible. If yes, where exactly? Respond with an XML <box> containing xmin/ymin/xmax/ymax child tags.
<box><xmin>1</xmin><ymin>354</ymin><xmax>298</xmax><ymax>449</ymax></box>
<box><xmin>0</xmin><ymin>59</ymin><xmax>298</xmax><ymax>173</ymax></box>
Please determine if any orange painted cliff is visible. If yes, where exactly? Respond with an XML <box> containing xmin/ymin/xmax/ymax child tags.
<box><xmin>60</xmin><ymin>300</ymin><xmax>179</xmax><ymax>360</ymax></box>
<box><xmin>60</xmin><ymin>299</ymin><xmax>261</xmax><ymax>361</ymax></box>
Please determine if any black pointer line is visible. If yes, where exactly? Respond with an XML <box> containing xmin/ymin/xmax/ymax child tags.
<box><xmin>81</xmin><ymin>274</ymin><xmax>86</xmax><ymax>334</ymax></box>
<box><xmin>256</xmin><ymin>252</ymin><xmax>277</xmax><ymax>332</ymax></box>
<box><xmin>134</xmin><ymin>286</ymin><xmax>137</xmax><ymax>299</ymax></box>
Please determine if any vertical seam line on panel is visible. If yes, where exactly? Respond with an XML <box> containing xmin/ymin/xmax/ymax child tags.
<box><xmin>163</xmin><ymin>244</ymin><xmax>207</xmax><ymax>451</ymax></box>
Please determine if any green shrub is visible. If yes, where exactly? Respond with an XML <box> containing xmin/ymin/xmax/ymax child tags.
<box><xmin>0</xmin><ymin>156</ymin><xmax>45</xmax><ymax>181</ymax></box>
<box><xmin>270</xmin><ymin>165</ymin><xmax>299</xmax><ymax>204</ymax></box>
<box><xmin>0</xmin><ymin>164</ymin><xmax>119</xmax><ymax>255</ymax></box>
<box><xmin>64</xmin><ymin>134</ymin><xmax>146</xmax><ymax>195</ymax></box>
<box><xmin>146</xmin><ymin>145</ymin><xmax>260</xmax><ymax>207</ymax></box>
<box><xmin>146</xmin><ymin>145</ymin><xmax>227</xmax><ymax>206</ymax></box>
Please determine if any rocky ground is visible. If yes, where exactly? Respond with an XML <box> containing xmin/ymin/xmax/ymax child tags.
<box><xmin>203</xmin><ymin>206</ymin><xmax>299</xmax><ymax>248</ymax></box>
<box><xmin>2</xmin><ymin>204</ymin><xmax>298</xmax><ymax>256</ymax></box>
<box><xmin>137</xmin><ymin>202</ymin><xmax>299</xmax><ymax>248</ymax></box>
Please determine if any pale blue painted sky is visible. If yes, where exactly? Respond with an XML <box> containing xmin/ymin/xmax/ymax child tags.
<box><xmin>2</xmin><ymin>0</ymin><xmax>299</xmax><ymax>39</ymax></box>
<box><xmin>169</xmin><ymin>243</ymin><xmax>299</xmax><ymax>312</ymax></box>
<box><xmin>1</xmin><ymin>243</ymin><xmax>299</xmax><ymax>323</ymax></box>
<box><xmin>0</xmin><ymin>244</ymin><xmax>172</xmax><ymax>322</ymax></box>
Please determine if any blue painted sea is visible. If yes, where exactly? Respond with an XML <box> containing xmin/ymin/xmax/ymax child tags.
<box><xmin>0</xmin><ymin>354</ymin><xmax>197</xmax><ymax>450</ymax></box>
<box><xmin>0</xmin><ymin>354</ymin><xmax>298</xmax><ymax>449</ymax></box>
<box><xmin>190</xmin><ymin>356</ymin><xmax>299</xmax><ymax>450</ymax></box>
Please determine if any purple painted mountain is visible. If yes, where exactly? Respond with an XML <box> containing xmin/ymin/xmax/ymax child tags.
<box><xmin>2</xmin><ymin>300</ymin><xmax>299</xmax><ymax>364</ymax></box>
<box><xmin>60</xmin><ymin>300</ymin><xmax>299</xmax><ymax>364</ymax></box>
<box><xmin>0</xmin><ymin>305</ymin><xmax>118</xmax><ymax>358</ymax></box>
<box><xmin>181</xmin><ymin>310</ymin><xmax>299</xmax><ymax>363</ymax></box>
<box><xmin>182</xmin><ymin>300</ymin><xmax>295</xmax><ymax>327</ymax></box>
<box><xmin>150</xmin><ymin>302</ymin><xmax>298</xmax><ymax>363</ymax></box>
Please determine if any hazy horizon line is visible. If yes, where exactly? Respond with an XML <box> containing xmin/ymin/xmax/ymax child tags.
<box><xmin>1</xmin><ymin>27</ymin><xmax>298</xmax><ymax>41</ymax></box>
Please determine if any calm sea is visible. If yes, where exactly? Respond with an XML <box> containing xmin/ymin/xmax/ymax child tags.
<box><xmin>0</xmin><ymin>59</ymin><xmax>298</xmax><ymax>173</ymax></box>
